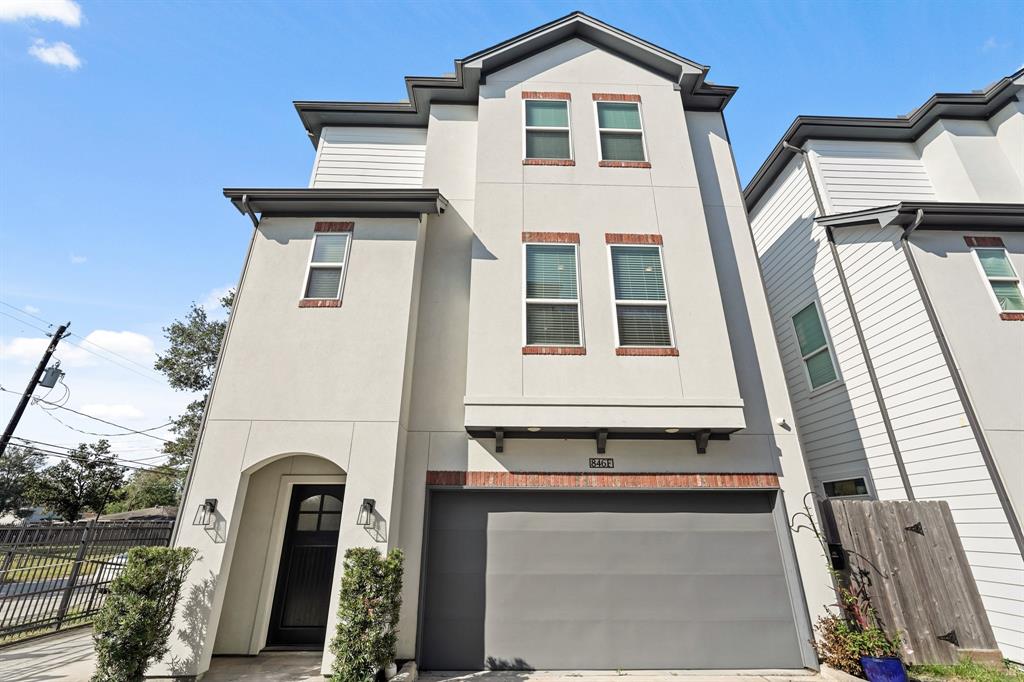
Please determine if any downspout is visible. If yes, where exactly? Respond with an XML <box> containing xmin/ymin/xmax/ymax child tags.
<box><xmin>783</xmin><ymin>142</ymin><xmax>915</xmax><ymax>500</ymax></box>
<box><xmin>899</xmin><ymin>210</ymin><xmax>1024</xmax><ymax>554</ymax></box>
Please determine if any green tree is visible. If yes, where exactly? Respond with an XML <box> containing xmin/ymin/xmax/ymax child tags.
<box><xmin>0</xmin><ymin>445</ymin><xmax>44</xmax><ymax>517</ymax></box>
<box><xmin>104</xmin><ymin>469</ymin><xmax>180</xmax><ymax>514</ymax></box>
<box><xmin>31</xmin><ymin>440</ymin><xmax>125</xmax><ymax>522</ymax></box>
<box><xmin>154</xmin><ymin>291</ymin><xmax>233</xmax><ymax>471</ymax></box>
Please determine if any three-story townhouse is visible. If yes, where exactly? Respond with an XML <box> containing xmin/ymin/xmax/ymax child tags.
<box><xmin>157</xmin><ymin>13</ymin><xmax>831</xmax><ymax>677</ymax></box>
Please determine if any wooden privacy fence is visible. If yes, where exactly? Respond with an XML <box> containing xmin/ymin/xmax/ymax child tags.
<box><xmin>824</xmin><ymin>499</ymin><xmax>1000</xmax><ymax>664</ymax></box>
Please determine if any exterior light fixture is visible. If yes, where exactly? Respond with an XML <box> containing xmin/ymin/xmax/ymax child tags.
<box><xmin>357</xmin><ymin>498</ymin><xmax>375</xmax><ymax>527</ymax></box>
<box><xmin>527</xmin><ymin>427</ymin><xmax>541</xmax><ymax>432</ymax></box>
<box><xmin>664</xmin><ymin>428</ymin><xmax>679</xmax><ymax>434</ymax></box>
<box><xmin>192</xmin><ymin>498</ymin><xmax>217</xmax><ymax>527</ymax></box>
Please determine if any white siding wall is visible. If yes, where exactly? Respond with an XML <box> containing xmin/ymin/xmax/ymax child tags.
<box><xmin>748</xmin><ymin>158</ymin><xmax>906</xmax><ymax>499</ymax></box>
<box><xmin>833</xmin><ymin>225</ymin><xmax>1024</xmax><ymax>661</ymax></box>
<box><xmin>806</xmin><ymin>140</ymin><xmax>935</xmax><ymax>212</ymax></box>
<box><xmin>310</xmin><ymin>127</ymin><xmax>426</xmax><ymax>188</ymax></box>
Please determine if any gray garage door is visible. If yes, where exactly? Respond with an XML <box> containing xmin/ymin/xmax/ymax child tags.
<box><xmin>419</xmin><ymin>490</ymin><xmax>803</xmax><ymax>670</ymax></box>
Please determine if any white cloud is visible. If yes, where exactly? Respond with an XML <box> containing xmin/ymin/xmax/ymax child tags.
<box><xmin>69</xmin><ymin>252</ymin><xmax>87</xmax><ymax>264</ymax></box>
<box><xmin>199</xmin><ymin>284</ymin><xmax>234</xmax><ymax>317</ymax></box>
<box><xmin>1</xmin><ymin>329</ymin><xmax>156</xmax><ymax>368</ymax></box>
<box><xmin>23</xmin><ymin>305</ymin><xmax>40</xmax><ymax>315</ymax></box>
<box><xmin>0</xmin><ymin>0</ymin><xmax>82</xmax><ymax>27</ymax></box>
<box><xmin>981</xmin><ymin>37</ymin><xmax>1009</xmax><ymax>52</ymax></box>
<box><xmin>29</xmin><ymin>39</ymin><xmax>81</xmax><ymax>70</ymax></box>
<box><xmin>79</xmin><ymin>403</ymin><xmax>145</xmax><ymax>420</ymax></box>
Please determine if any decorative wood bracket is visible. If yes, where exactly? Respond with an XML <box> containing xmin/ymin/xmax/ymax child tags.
<box><xmin>495</xmin><ymin>428</ymin><xmax>504</xmax><ymax>453</ymax></box>
<box><xmin>695</xmin><ymin>430</ymin><xmax>711</xmax><ymax>454</ymax></box>
<box><xmin>596</xmin><ymin>429</ymin><xmax>608</xmax><ymax>454</ymax></box>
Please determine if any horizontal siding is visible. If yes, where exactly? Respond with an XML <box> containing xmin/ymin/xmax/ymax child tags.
<box><xmin>310</xmin><ymin>127</ymin><xmax>426</xmax><ymax>189</ymax></box>
<box><xmin>808</xmin><ymin>140</ymin><xmax>936</xmax><ymax>213</ymax></box>
<box><xmin>834</xmin><ymin>225</ymin><xmax>1024</xmax><ymax>660</ymax></box>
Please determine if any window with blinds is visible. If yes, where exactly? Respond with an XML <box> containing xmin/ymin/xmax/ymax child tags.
<box><xmin>524</xmin><ymin>100</ymin><xmax>572</xmax><ymax>160</ymax></box>
<box><xmin>524</xmin><ymin>243</ymin><xmax>581</xmax><ymax>346</ymax></box>
<box><xmin>973</xmin><ymin>247</ymin><xmax>1024</xmax><ymax>312</ymax></box>
<box><xmin>304</xmin><ymin>233</ymin><xmax>350</xmax><ymax>299</ymax></box>
<box><xmin>791</xmin><ymin>302</ymin><xmax>838</xmax><ymax>390</ymax></box>
<box><xmin>596</xmin><ymin>102</ymin><xmax>646</xmax><ymax>162</ymax></box>
<box><xmin>609</xmin><ymin>245</ymin><xmax>672</xmax><ymax>347</ymax></box>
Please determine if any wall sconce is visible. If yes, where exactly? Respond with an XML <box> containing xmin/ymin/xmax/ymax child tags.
<box><xmin>357</xmin><ymin>498</ymin><xmax>375</xmax><ymax>527</ymax></box>
<box><xmin>192</xmin><ymin>498</ymin><xmax>217</xmax><ymax>527</ymax></box>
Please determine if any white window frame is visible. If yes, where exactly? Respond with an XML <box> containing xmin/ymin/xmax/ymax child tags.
<box><xmin>522</xmin><ymin>98</ymin><xmax>574</xmax><ymax>161</ymax></box>
<box><xmin>970</xmin><ymin>246</ymin><xmax>1024</xmax><ymax>313</ymax></box>
<box><xmin>790</xmin><ymin>299</ymin><xmax>841</xmax><ymax>393</ymax></box>
<box><xmin>522</xmin><ymin>241</ymin><xmax>584</xmax><ymax>348</ymax></box>
<box><xmin>301</xmin><ymin>232</ymin><xmax>351</xmax><ymax>300</ymax></box>
<box><xmin>593</xmin><ymin>100</ymin><xmax>649</xmax><ymax>162</ymax></box>
<box><xmin>820</xmin><ymin>474</ymin><xmax>874</xmax><ymax>500</ymax></box>
<box><xmin>606</xmin><ymin>243</ymin><xmax>675</xmax><ymax>348</ymax></box>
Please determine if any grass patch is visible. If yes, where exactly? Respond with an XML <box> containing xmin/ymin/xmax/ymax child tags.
<box><xmin>910</xmin><ymin>658</ymin><xmax>1024</xmax><ymax>682</ymax></box>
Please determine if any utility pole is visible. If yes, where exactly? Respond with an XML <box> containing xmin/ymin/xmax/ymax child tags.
<box><xmin>0</xmin><ymin>322</ymin><xmax>69</xmax><ymax>456</ymax></box>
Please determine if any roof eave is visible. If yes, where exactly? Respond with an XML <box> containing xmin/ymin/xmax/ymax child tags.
<box><xmin>223</xmin><ymin>188</ymin><xmax>449</xmax><ymax>220</ymax></box>
<box><xmin>817</xmin><ymin>201</ymin><xmax>1024</xmax><ymax>231</ymax></box>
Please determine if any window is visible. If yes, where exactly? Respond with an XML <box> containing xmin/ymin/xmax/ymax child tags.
<box><xmin>973</xmin><ymin>247</ymin><xmax>1024</xmax><ymax>312</ymax></box>
<box><xmin>823</xmin><ymin>477</ymin><xmax>870</xmax><ymax>499</ymax></box>
<box><xmin>524</xmin><ymin>100</ymin><xmax>572</xmax><ymax>160</ymax></box>
<box><xmin>792</xmin><ymin>301</ymin><xmax>838</xmax><ymax>390</ymax></box>
<box><xmin>524</xmin><ymin>243</ymin><xmax>582</xmax><ymax>346</ymax></box>
<box><xmin>596</xmin><ymin>101</ymin><xmax>646</xmax><ymax>162</ymax></box>
<box><xmin>609</xmin><ymin>245</ymin><xmax>672</xmax><ymax>347</ymax></box>
<box><xmin>295</xmin><ymin>494</ymin><xmax>343</xmax><ymax>532</ymax></box>
<box><xmin>304</xmin><ymin>233</ymin><xmax>350</xmax><ymax>299</ymax></box>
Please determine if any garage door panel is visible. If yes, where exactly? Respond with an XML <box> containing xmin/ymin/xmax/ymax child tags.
<box><xmin>420</xmin><ymin>490</ymin><xmax>803</xmax><ymax>670</ymax></box>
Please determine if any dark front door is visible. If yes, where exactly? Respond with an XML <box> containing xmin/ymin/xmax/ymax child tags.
<box><xmin>267</xmin><ymin>484</ymin><xmax>344</xmax><ymax>648</ymax></box>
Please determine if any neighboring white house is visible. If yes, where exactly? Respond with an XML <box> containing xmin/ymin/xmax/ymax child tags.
<box><xmin>745</xmin><ymin>70</ymin><xmax>1024</xmax><ymax>661</ymax></box>
<box><xmin>154</xmin><ymin>13</ymin><xmax>834</xmax><ymax>677</ymax></box>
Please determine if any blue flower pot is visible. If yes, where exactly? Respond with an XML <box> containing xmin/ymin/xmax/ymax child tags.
<box><xmin>860</xmin><ymin>656</ymin><xmax>907</xmax><ymax>682</ymax></box>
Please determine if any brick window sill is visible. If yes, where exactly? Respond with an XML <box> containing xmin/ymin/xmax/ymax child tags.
<box><xmin>522</xmin><ymin>346</ymin><xmax>586</xmax><ymax>356</ymax></box>
<box><xmin>616</xmin><ymin>347</ymin><xmax>679</xmax><ymax>356</ymax></box>
<box><xmin>523</xmin><ymin>159</ymin><xmax>575</xmax><ymax>166</ymax></box>
<box><xmin>298</xmin><ymin>299</ymin><xmax>342</xmax><ymax>308</ymax></box>
<box><xmin>599</xmin><ymin>160</ymin><xmax>651</xmax><ymax>169</ymax></box>
<box><xmin>1000</xmin><ymin>312</ymin><xmax>1024</xmax><ymax>321</ymax></box>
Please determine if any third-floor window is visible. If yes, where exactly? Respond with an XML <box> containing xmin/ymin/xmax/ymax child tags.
<box><xmin>524</xmin><ymin>99</ymin><xmax>573</xmax><ymax>161</ymax></box>
<box><xmin>596</xmin><ymin>101</ymin><xmax>647</xmax><ymax>162</ymax></box>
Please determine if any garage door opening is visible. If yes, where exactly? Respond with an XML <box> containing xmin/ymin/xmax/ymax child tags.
<box><xmin>418</xmin><ymin>489</ymin><xmax>804</xmax><ymax>671</ymax></box>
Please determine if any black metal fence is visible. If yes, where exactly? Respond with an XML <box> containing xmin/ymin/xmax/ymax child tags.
<box><xmin>0</xmin><ymin>521</ymin><xmax>174</xmax><ymax>644</ymax></box>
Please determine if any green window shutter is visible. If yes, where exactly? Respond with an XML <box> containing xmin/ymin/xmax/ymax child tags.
<box><xmin>526</xmin><ymin>244</ymin><xmax>578</xmax><ymax>299</ymax></box>
<box><xmin>526</xmin><ymin>131</ymin><xmax>571</xmax><ymax>159</ymax></box>
<box><xmin>525</xmin><ymin>101</ymin><xmax>569</xmax><ymax>127</ymax></box>
<box><xmin>805</xmin><ymin>349</ymin><xmax>838</xmax><ymax>389</ymax></box>
<box><xmin>311</xmin><ymin>234</ymin><xmax>348</xmax><ymax>263</ymax></box>
<box><xmin>600</xmin><ymin>133</ymin><xmax>645</xmax><ymax>161</ymax></box>
<box><xmin>792</xmin><ymin>303</ymin><xmax>828</xmax><ymax>356</ymax></box>
<box><xmin>611</xmin><ymin>246</ymin><xmax>665</xmax><ymax>300</ymax></box>
<box><xmin>526</xmin><ymin>304</ymin><xmax>580</xmax><ymax>345</ymax></box>
<box><xmin>616</xmin><ymin>305</ymin><xmax>671</xmax><ymax>347</ymax></box>
<box><xmin>991</xmin><ymin>281</ymin><xmax>1024</xmax><ymax>311</ymax></box>
<box><xmin>597</xmin><ymin>102</ymin><xmax>641</xmax><ymax>129</ymax></box>
<box><xmin>976</xmin><ymin>248</ymin><xmax>1015</xmax><ymax>278</ymax></box>
<box><xmin>305</xmin><ymin>268</ymin><xmax>342</xmax><ymax>298</ymax></box>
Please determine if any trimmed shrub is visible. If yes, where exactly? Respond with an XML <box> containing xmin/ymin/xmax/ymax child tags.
<box><xmin>91</xmin><ymin>546</ymin><xmax>197</xmax><ymax>682</ymax></box>
<box><xmin>330</xmin><ymin>547</ymin><xmax>404</xmax><ymax>682</ymax></box>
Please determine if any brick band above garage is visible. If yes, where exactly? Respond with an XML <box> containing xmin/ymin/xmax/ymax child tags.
<box><xmin>426</xmin><ymin>471</ymin><xmax>780</xmax><ymax>489</ymax></box>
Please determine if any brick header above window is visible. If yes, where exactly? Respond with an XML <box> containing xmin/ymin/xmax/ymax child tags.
<box><xmin>592</xmin><ymin>93</ymin><xmax>641</xmax><ymax>102</ymax></box>
<box><xmin>605</xmin><ymin>233</ymin><xmax>663</xmax><ymax>245</ymax></box>
<box><xmin>522</xmin><ymin>91</ymin><xmax>571</xmax><ymax>100</ymax></box>
<box><xmin>522</xmin><ymin>231</ymin><xmax>580</xmax><ymax>244</ymax></box>
<box><xmin>315</xmin><ymin>221</ymin><xmax>354</xmax><ymax>233</ymax></box>
<box><xmin>298</xmin><ymin>299</ymin><xmax>342</xmax><ymax>308</ymax></box>
<box><xmin>522</xmin><ymin>346</ymin><xmax>586</xmax><ymax>355</ymax></box>
<box><xmin>964</xmin><ymin>236</ymin><xmax>1004</xmax><ymax>247</ymax></box>
<box><xmin>426</xmin><ymin>471</ymin><xmax>780</xmax><ymax>490</ymax></box>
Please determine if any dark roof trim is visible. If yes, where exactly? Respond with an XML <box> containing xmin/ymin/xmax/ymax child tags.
<box><xmin>223</xmin><ymin>188</ymin><xmax>448</xmax><ymax>220</ymax></box>
<box><xmin>295</xmin><ymin>12</ymin><xmax>736</xmax><ymax>145</ymax></box>
<box><xmin>744</xmin><ymin>68</ymin><xmax>1024</xmax><ymax>210</ymax></box>
<box><xmin>817</xmin><ymin>201</ymin><xmax>1024</xmax><ymax>231</ymax></box>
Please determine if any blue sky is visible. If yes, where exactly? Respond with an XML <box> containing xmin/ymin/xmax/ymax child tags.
<box><xmin>1</xmin><ymin>0</ymin><xmax>1020</xmax><ymax>468</ymax></box>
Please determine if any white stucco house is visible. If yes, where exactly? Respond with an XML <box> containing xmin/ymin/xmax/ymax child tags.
<box><xmin>744</xmin><ymin>70</ymin><xmax>1024</xmax><ymax>661</ymax></box>
<box><xmin>156</xmin><ymin>13</ymin><xmax>835</xmax><ymax>677</ymax></box>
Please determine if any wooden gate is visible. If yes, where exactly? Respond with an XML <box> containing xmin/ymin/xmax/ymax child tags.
<box><xmin>824</xmin><ymin>499</ymin><xmax>1000</xmax><ymax>664</ymax></box>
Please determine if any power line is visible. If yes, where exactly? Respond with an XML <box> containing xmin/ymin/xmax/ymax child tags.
<box><xmin>12</xmin><ymin>436</ymin><xmax>181</xmax><ymax>476</ymax></box>
<box><xmin>12</xmin><ymin>435</ymin><xmax>171</xmax><ymax>467</ymax></box>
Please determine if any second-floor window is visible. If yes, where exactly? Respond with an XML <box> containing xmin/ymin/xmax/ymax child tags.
<box><xmin>609</xmin><ymin>245</ymin><xmax>672</xmax><ymax>347</ymax></box>
<box><xmin>304</xmin><ymin>233</ymin><xmax>350</xmax><ymax>299</ymax></box>
<box><xmin>596</xmin><ymin>101</ymin><xmax>646</xmax><ymax>162</ymax></box>
<box><xmin>791</xmin><ymin>301</ymin><xmax>838</xmax><ymax>391</ymax></box>
<box><xmin>524</xmin><ymin>100</ymin><xmax>572</xmax><ymax>160</ymax></box>
<box><xmin>973</xmin><ymin>247</ymin><xmax>1024</xmax><ymax>312</ymax></box>
<box><xmin>524</xmin><ymin>243</ymin><xmax>582</xmax><ymax>346</ymax></box>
